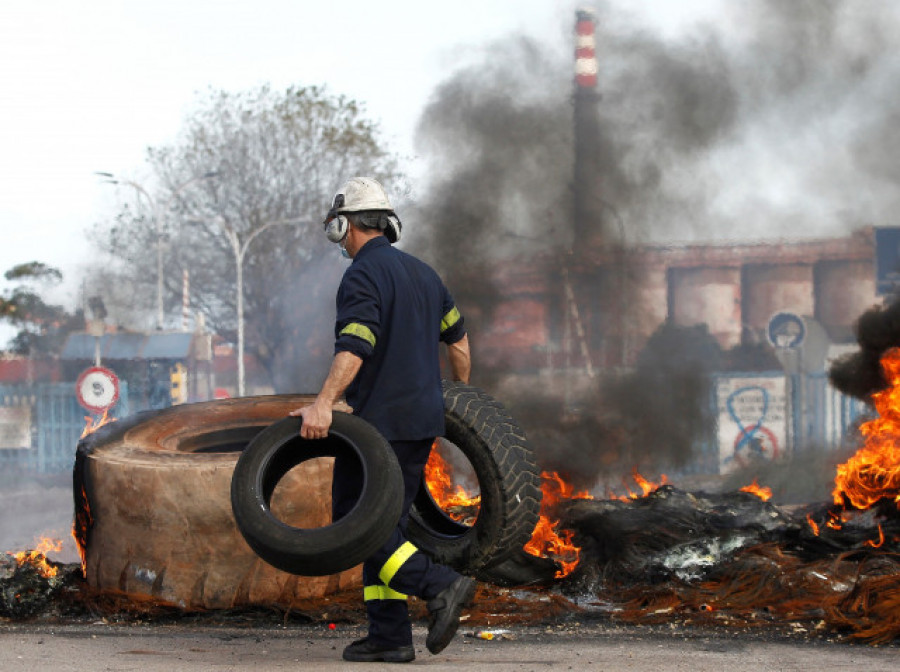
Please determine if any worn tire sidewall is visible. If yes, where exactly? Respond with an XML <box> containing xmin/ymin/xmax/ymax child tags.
<box><xmin>230</xmin><ymin>412</ymin><xmax>403</xmax><ymax>576</ymax></box>
<box><xmin>408</xmin><ymin>382</ymin><xmax>541</xmax><ymax>574</ymax></box>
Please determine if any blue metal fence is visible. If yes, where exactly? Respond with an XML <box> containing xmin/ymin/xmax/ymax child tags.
<box><xmin>0</xmin><ymin>382</ymin><xmax>130</xmax><ymax>474</ymax></box>
<box><xmin>804</xmin><ymin>372</ymin><xmax>870</xmax><ymax>450</ymax></box>
<box><xmin>0</xmin><ymin>373</ymin><xmax>874</xmax><ymax>476</ymax></box>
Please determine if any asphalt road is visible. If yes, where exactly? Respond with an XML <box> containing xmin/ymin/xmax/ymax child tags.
<box><xmin>2</xmin><ymin>622</ymin><xmax>898</xmax><ymax>671</ymax></box>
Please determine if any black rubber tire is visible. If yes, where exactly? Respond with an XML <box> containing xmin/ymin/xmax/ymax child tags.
<box><xmin>230</xmin><ymin>412</ymin><xmax>403</xmax><ymax>576</ymax></box>
<box><xmin>407</xmin><ymin>381</ymin><xmax>542</xmax><ymax>575</ymax></box>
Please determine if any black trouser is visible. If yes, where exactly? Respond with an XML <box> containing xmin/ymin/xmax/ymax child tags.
<box><xmin>332</xmin><ymin>437</ymin><xmax>459</xmax><ymax>647</ymax></box>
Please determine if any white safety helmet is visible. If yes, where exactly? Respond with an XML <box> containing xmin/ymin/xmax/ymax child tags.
<box><xmin>323</xmin><ymin>177</ymin><xmax>402</xmax><ymax>244</ymax></box>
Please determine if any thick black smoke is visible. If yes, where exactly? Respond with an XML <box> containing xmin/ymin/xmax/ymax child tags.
<box><xmin>829</xmin><ymin>296</ymin><xmax>900</xmax><ymax>401</ymax></box>
<box><xmin>413</xmin><ymin>0</ymin><xmax>900</xmax><ymax>248</ymax></box>
<box><xmin>407</xmin><ymin>37</ymin><xmax>573</xmax><ymax>348</ymax></box>
<box><xmin>409</xmin><ymin>1</ymin><xmax>900</xmax><ymax>489</ymax></box>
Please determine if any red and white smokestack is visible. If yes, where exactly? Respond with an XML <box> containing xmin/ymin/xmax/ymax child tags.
<box><xmin>575</xmin><ymin>9</ymin><xmax>598</xmax><ymax>89</ymax></box>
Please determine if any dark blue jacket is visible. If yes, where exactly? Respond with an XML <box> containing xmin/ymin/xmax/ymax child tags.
<box><xmin>334</xmin><ymin>237</ymin><xmax>466</xmax><ymax>441</ymax></box>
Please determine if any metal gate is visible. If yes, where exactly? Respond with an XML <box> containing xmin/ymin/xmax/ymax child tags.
<box><xmin>0</xmin><ymin>382</ymin><xmax>130</xmax><ymax>473</ymax></box>
<box><xmin>803</xmin><ymin>372</ymin><xmax>870</xmax><ymax>450</ymax></box>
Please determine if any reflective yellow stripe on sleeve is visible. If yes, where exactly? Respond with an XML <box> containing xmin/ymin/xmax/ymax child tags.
<box><xmin>339</xmin><ymin>322</ymin><xmax>376</xmax><ymax>347</ymax></box>
<box><xmin>441</xmin><ymin>307</ymin><xmax>461</xmax><ymax>333</ymax></box>
<box><xmin>378</xmin><ymin>541</ymin><xmax>418</xmax><ymax>587</ymax></box>
<box><xmin>363</xmin><ymin>584</ymin><xmax>408</xmax><ymax>601</ymax></box>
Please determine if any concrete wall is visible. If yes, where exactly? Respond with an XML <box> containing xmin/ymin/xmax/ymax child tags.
<box><xmin>485</xmin><ymin>229</ymin><xmax>878</xmax><ymax>369</ymax></box>
<box><xmin>814</xmin><ymin>259</ymin><xmax>878</xmax><ymax>337</ymax></box>
<box><xmin>742</xmin><ymin>263</ymin><xmax>815</xmax><ymax>339</ymax></box>
<box><xmin>628</xmin><ymin>264</ymin><xmax>669</xmax><ymax>364</ymax></box>
<box><xmin>669</xmin><ymin>266</ymin><xmax>742</xmax><ymax>349</ymax></box>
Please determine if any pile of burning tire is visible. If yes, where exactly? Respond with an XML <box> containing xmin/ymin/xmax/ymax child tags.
<box><xmin>73</xmin><ymin>382</ymin><xmax>541</xmax><ymax>609</ymax></box>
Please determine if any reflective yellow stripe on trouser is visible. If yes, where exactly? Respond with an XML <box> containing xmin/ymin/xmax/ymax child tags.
<box><xmin>378</xmin><ymin>541</ymin><xmax>418</xmax><ymax>588</ymax></box>
<box><xmin>363</xmin><ymin>584</ymin><xmax>408</xmax><ymax>601</ymax></box>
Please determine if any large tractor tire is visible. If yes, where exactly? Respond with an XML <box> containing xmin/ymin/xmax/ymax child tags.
<box><xmin>408</xmin><ymin>381</ymin><xmax>542</xmax><ymax>576</ymax></box>
<box><xmin>73</xmin><ymin>395</ymin><xmax>365</xmax><ymax>610</ymax></box>
<box><xmin>73</xmin><ymin>385</ymin><xmax>541</xmax><ymax>610</ymax></box>
<box><xmin>230</xmin><ymin>413</ymin><xmax>403</xmax><ymax>576</ymax></box>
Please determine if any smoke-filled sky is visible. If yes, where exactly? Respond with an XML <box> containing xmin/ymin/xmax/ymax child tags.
<box><xmin>410</xmin><ymin>0</ymin><xmax>900</xmax><ymax>259</ymax></box>
<box><xmin>2</xmin><ymin>0</ymin><xmax>900</xmax><ymax>316</ymax></box>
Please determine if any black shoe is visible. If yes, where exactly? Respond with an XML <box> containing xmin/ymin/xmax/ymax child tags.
<box><xmin>342</xmin><ymin>637</ymin><xmax>415</xmax><ymax>663</ymax></box>
<box><xmin>425</xmin><ymin>576</ymin><xmax>477</xmax><ymax>655</ymax></box>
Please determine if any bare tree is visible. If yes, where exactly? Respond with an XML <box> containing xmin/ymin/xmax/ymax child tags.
<box><xmin>91</xmin><ymin>84</ymin><xmax>402</xmax><ymax>392</ymax></box>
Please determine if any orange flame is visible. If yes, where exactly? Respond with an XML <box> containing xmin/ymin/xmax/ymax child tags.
<box><xmin>72</xmin><ymin>485</ymin><xmax>91</xmax><ymax>576</ymax></box>
<box><xmin>424</xmin><ymin>444</ymin><xmax>480</xmax><ymax>523</ymax></box>
<box><xmin>423</xmin><ymin>448</ymin><xmax>591</xmax><ymax>578</ymax></box>
<box><xmin>806</xmin><ymin>514</ymin><xmax>820</xmax><ymax>536</ymax></box>
<box><xmin>523</xmin><ymin>471</ymin><xmax>592</xmax><ymax>578</ymax></box>
<box><xmin>740</xmin><ymin>478</ymin><xmax>773</xmax><ymax>501</ymax></box>
<box><xmin>826</xmin><ymin>511</ymin><xmax>844</xmax><ymax>531</ymax></box>
<box><xmin>424</xmin><ymin>453</ymin><xmax>674</xmax><ymax>580</ymax></box>
<box><xmin>72</xmin><ymin>411</ymin><xmax>114</xmax><ymax>575</ymax></box>
<box><xmin>524</xmin><ymin>518</ymin><xmax>581</xmax><ymax>578</ymax></box>
<box><xmin>833</xmin><ymin>347</ymin><xmax>900</xmax><ymax>511</ymax></box>
<box><xmin>80</xmin><ymin>409</ymin><xmax>116</xmax><ymax>438</ymax></box>
<box><xmin>9</xmin><ymin>537</ymin><xmax>63</xmax><ymax>578</ymax></box>
<box><xmin>609</xmin><ymin>469</ymin><xmax>668</xmax><ymax>501</ymax></box>
<box><xmin>542</xmin><ymin>470</ymin><xmax>592</xmax><ymax>502</ymax></box>
<box><xmin>865</xmin><ymin>524</ymin><xmax>885</xmax><ymax>549</ymax></box>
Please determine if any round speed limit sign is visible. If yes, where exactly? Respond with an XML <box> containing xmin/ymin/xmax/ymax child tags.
<box><xmin>75</xmin><ymin>366</ymin><xmax>120</xmax><ymax>413</ymax></box>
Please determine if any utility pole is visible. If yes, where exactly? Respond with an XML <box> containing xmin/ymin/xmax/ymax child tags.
<box><xmin>189</xmin><ymin>216</ymin><xmax>309</xmax><ymax>397</ymax></box>
<box><xmin>96</xmin><ymin>171</ymin><xmax>218</xmax><ymax>329</ymax></box>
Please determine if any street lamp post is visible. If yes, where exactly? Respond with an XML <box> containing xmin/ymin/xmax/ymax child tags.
<box><xmin>97</xmin><ymin>171</ymin><xmax>217</xmax><ymax>329</ymax></box>
<box><xmin>190</xmin><ymin>216</ymin><xmax>309</xmax><ymax>397</ymax></box>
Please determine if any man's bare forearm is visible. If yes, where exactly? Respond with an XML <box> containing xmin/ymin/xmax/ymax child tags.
<box><xmin>318</xmin><ymin>350</ymin><xmax>364</xmax><ymax>405</ymax></box>
<box><xmin>290</xmin><ymin>350</ymin><xmax>362</xmax><ymax>439</ymax></box>
<box><xmin>447</xmin><ymin>334</ymin><xmax>471</xmax><ymax>384</ymax></box>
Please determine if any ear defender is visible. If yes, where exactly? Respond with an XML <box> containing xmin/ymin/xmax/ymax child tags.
<box><xmin>324</xmin><ymin>192</ymin><xmax>348</xmax><ymax>243</ymax></box>
<box><xmin>384</xmin><ymin>215</ymin><xmax>402</xmax><ymax>244</ymax></box>
<box><xmin>325</xmin><ymin>214</ymin><xmax>349</xmax><ymax>243</ymax></box>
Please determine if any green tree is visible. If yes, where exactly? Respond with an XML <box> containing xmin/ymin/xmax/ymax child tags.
<box><xmin>91</xmin><ymin>84</ymin><xmax>403</xmax><ymax>392</ymax></box>
<box><xmin>0</xmin><ymin>262</ymin><xmax>84</xmax><ymax>356</ymax></box>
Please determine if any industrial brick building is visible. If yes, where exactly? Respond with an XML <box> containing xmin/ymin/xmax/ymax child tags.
<box><xmin>476</xmin><ymin>228</ymin><xmax>879</xmax><ymax>375</ymax></box>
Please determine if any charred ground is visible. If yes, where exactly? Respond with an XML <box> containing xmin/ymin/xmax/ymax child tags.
<box><xmin>5</xmin><ymin>482</ymin><xmax>899</xmax><ymax>647</ymax></box>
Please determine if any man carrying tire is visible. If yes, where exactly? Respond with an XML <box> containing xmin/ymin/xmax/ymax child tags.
<box><xmin>291</xmin><ymin>176</ymin><xmax>475</xmax><ymax>663</ymax></box>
